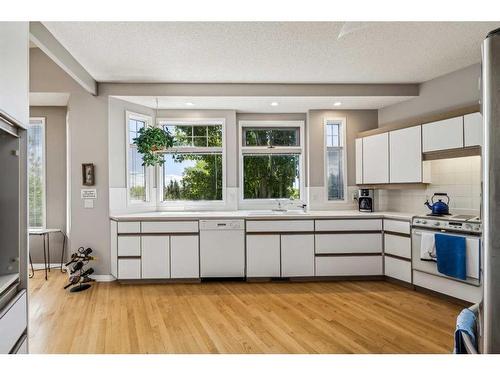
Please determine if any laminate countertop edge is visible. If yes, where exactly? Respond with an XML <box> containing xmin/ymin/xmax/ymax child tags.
<box><xmin>109</xmin><ymin>210</ymin><xmax>417</xmax><ymax>222</ymax></box>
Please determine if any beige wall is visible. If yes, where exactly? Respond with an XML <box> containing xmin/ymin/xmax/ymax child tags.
<box><xmin>308</xmin><ymin>109</ymin><xmax>378</xmax><ymax>187</ymax></box>
<box><xmin>378</xmin><ymin>64</ymin><xmax>480</xmax><ymax>126</ymax></box>
<box><xmin>30</xmin><ymin>48</ymin><xmax>110</xmax><ymax>275</ymax></box>
<box><xmin>29</xmin><ymin>106</ymin><xmax>67</xmax><ymax>263</ymax></box>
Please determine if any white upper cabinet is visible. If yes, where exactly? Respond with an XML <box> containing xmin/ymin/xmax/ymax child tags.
<box><xmin>422</xmin><ymin>116</ymin><xmax>464</xmax><ymax>152</ymax></box>
<box><xmin>355</xmin><ymin>138</ymin><xmax>363</xmax><ymax>184</ymax></box>
<box><xmin>389</xmin><ymin>126</ymin><xmax>422</xmax><ymax>183</ymax></box>
<box><xmin>362</xmin><ymin>133</ymin><xmax>389</xmax><ymax>184</ymax></box>
<box><xmin>464</xmin><ymin>112</ymin><xmax>483</xmax><ymax>147</ymax></box>
<box><xmin>0</xmin><ymin>22</ymin><xmax>29</xmax><ymax>124</ymax></box>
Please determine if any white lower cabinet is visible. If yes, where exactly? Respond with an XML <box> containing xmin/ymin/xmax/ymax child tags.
<box><xmin>384</xmin><ymin>256</ymin><xmax>412</xmax><ymax>283</ymax></box>
<box><xmin>315</xmin><ymin>256</ymin><xmax>383</xmax><ymax>276</ymax></box>
<box><xmin>141</xmin><ymin>236</ymin><xmax>170</xmax><ymax>279</ymax></box>
<box><xmin>246</xmin><ymin>234</ymin><xmax>281</xmax><ymax>277</ymax></box>
<box><xmin>118</xmin><ymin>258</ymin><xmax>141</xmax><ymax>279</ymax></box>
<box><xmin>171</xmin><ymin>235</ymin><xmax>199</xmax><ymax>279</ymax></box>
<box><xmin>0</xmin><ymin>291</ymin><xmax>27</xmax><ymax>354</ymax></box>
<box><xmin>281</xmin><ymin>234</ymin><xmax>314</xmax><ymax>277</ymax></box>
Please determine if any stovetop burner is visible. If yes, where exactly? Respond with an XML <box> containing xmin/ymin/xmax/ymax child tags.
<box><xmin>426</xmin><ymin>213</ymin><xmax>452</xmax><ymax>217</ymax></box>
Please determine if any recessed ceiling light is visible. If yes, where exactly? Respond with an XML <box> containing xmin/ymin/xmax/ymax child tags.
<box><xmin>185</xmin><ymin>102</ymin><xmax>194</xmax><ymax>106</ymax></box>
<box><xmin>270</xmin><ymin>102</ymin><xmax>279</xmax><ymax>106</ymax></box>
<box><xmin>333</xmin><ymin>101</ymin><xmax>342</xmax><ymax>107</ymax></box>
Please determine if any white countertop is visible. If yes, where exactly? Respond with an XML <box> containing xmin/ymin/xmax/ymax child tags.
<box><xmin>110</xmin><ymin>210</ymin><xmax>416</xmax><ymax>221</ymax></box>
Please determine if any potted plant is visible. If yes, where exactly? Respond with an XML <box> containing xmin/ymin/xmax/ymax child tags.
<box><xmin>133</xmin><ymin>126</ymin><xmax>174</xmax><ymax>166</ymax></box>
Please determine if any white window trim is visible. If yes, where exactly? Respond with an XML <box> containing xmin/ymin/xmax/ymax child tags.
<box><xmin>155</xmin><ymin>118</ymin><xmax>227</xmax><ymax>210</ymax></box>
<box><xmin>28</xmin><ymin>117</ymin><xmax>47</xmax><ymax>229</ymax></box>
<box><xmin>323</xmin><ymin>117</ymin><xmax>348</xmax><ymax>204</ymax></box>
<box><xmin>125</xmin><ymin>111</ymin><xmax>154</xmax><ymax>207</ymax></box>
<box><xmin>238</xmin><ymin>120</ymin><xmax>306</xmax><ymax>209</ymax></box>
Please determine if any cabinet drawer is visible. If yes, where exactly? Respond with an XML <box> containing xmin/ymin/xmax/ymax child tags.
<box><xmin>384</xmin><ymin>219</ymin><xmax>410</xmax><ymax>235</ymax></box>
<box><xmin>384</xmin><ymin>234</ymin><xmax>411</xmax><ymax>259</ymax></box>
<box><xmin>315</xmin><ymin>219</ymin><xmax>382</xmax><ymax>232</ymax></box>
<box><xmin>246</xmin><ymin>220</ymin><xmax>314</xmax><ymax>233</ymax></box>
<box><xmin>117</xmin><ymin>236</ymin><xmax>141</xmax><ymax>256</ymax></box>
<box><xmin>141</xmin><ymin>221</ymin><xmax>198</xmax><ymax>233</ymax></box>
<box><xmin>117</xmin><ymin>221</ymin><xmax>141</xmax><ymax>233</ymax></box>
<box><xmin>315</xmin><ymin>256</ymin><xmax>382</xmax><ymax>276</ymax></box>
<box><xmin>384</xmin><ymin>256</ymin><xmax>412</xmax><ymax>283</ymax></box>
<box><xmin>0</xmin><ymin>291</ymin><xmax>27</xmax><ymax>354</ymax></box>
<box><xmin>118</xmin><ymin>258</ymin><xmax>141</xmax><ymax>279</ymax></box>
<box><xmin>315</xmin><ymin>233</ymin><xmax>382</xmax><ymax>254</ymax></box>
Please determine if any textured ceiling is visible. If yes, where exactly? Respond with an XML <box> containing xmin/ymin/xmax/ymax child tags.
<box><xmin>43</xmin><ymin>22</ymin><xmax>500</xmax><ymax>83</ymax></box>
<box><xmin>114</xmin><ymin>96</ymin><xmax>414</xmax><ymax>113</ymax></box>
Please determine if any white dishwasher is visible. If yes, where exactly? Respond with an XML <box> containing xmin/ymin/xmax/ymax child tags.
<box><xmin>200</xmin><ymin>219</ymin><xmax>245</xmax><ymax>277</ymax></box>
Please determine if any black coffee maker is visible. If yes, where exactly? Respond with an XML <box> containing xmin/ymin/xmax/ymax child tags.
<box><xmin>358</xmin><ymin>189</ymin><xmax>374</xmax><ymax>212</ymax></box>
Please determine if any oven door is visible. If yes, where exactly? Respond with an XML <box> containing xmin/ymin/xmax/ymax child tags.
<box><xmin>411</xmin><ymin>228</ymin><xmax>481</xmax><ymax>286</ymax></box>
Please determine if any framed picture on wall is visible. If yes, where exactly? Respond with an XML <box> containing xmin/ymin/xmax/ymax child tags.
<box><xmin>82</xmin><ymin>163</ymin><xmax>95</xmax><ymax>186</ymax></box>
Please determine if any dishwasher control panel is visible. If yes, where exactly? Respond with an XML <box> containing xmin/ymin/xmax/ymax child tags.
<box><xmin>199</xmin><ymin>219</ymin><xmax>245</xmax><ymax>231</ymax></box>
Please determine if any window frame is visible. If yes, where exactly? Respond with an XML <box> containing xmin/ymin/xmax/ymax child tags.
<box><xmin>125</xmin><ymin>111</ymin><xmax>154</xmax><ymax>206</ymax></box>
<box><xmin>323</xmin><ymin>117</ymin><xmax>348</xmax><ymax>203</ymax></box>
<box><xmin>28</xmin><ymin>117</ymin><xmax>47</xmax><ymax>229</ymax></box>
<box><xmin>156</xmin><ymin>118</ymin><xmax>226</xmax><ymax>209</ymax></box>
<box><xmin>238</xmin><ymin>120</ymin><xmax>305</xmax><ymax>207</ymax></box>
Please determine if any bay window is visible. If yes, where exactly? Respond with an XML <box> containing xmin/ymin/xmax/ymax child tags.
<box><xmin>325</xmin><ymin>118</ymin><xmax>346</xmax><ymax>201</ymax></box>
<box><xmin>158</xmin><ymin>120</ymin><xmax>224</xmax><ymax>203</ymax></box>
<box><xmin>240</xmin><ymin>121</ymin><xmax>304</xmax><ymax>201</ymax></box>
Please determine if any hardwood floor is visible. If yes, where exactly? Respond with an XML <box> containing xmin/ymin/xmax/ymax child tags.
<box><xmin>28</xmin><ymin>272</ymin><xmax>464</xmax><ymax>354</ymax></box>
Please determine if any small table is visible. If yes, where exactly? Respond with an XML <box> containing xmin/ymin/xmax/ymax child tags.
<box><xmin>29</xmin><ymin>228</ymin><xmax>67</xmax><ymax>280</ymax></box>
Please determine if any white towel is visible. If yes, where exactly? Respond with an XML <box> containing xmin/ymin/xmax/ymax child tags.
<box><xmin>420</xmin><ymin>232</ymin><xmax>436</xmax><ymax>260</ymax></box>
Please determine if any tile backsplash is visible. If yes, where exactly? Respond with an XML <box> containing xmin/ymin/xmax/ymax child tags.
<box><xmin>376</xmin><ymin>156</ymin><xmax>481</xmax><ymax>215</ymax></box>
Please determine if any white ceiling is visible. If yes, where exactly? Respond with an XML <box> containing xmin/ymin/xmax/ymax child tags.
<box><xmin>114</xmin><ymin>96</ymin><xmax>414</xmax><ymax>113</ymax></box>
<box><xmin>43</xmin><ymin>22</ymin><xmax>500</xmax><ymax>84</ymax></box>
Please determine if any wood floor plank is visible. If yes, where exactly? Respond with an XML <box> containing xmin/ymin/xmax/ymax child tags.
<box><xmin>28</xmin><ymin>272</ymin><xmax>464</xmax><ymax>354</ymax></box>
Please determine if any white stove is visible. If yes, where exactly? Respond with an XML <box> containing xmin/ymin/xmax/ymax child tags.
<box><xmin>412</xmin><ymin>214</ymin><xmax>482</xmax><ymax>234</ymax></box>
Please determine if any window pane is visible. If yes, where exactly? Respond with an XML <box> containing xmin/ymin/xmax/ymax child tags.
<box><xmin>163</xmin><ymin>154</ymin><xmax>223</xmax><ymax>201</ymax></box>
<box><xmin>327</xmin><ymin>148</ymin><xmax>344</xmax><ymax>200</ymax></box>
<box><xmin>243</xmin><ymin>154</ymin><xmax>300</xmax><ymax>199</ymax></box>
<box><xmin>326</xmin><ymin>123</ymin><xmax>340</xmax><ymax>147</ymax></box>
<box><xmin>163</xmin><ymin>124</ymin><xmax>222</xmax><ymax>148</ymax></box>
<box><xmin>244</xmin><ymin>128</ymin><xmax>299</xmax><ymax>147</ymax></box>
<box><xmin>129</xmin><ymin>147</ymin><xmax>146</xmax><ymax>201</ymax></box>
<box><xmin>28</xmin><ymin>120</ymin><xmax>45</xmax><ymax>228</ymax></box>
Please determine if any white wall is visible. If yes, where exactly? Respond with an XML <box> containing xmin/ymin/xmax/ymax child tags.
<box><xmin>378</xmin><ymin>64</ymin><xmax>480</xmax><ymax>126</ymax></box>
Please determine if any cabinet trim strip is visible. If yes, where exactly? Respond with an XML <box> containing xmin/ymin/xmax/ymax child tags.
<box><xmin>383</xmin><ymin>230</ymin><xmax>411</xmax><ymax>238</ymax></box>
<box><xmin>315</xmin><ymin>252</ymin><xmax>383</xmax><ymax>257</ymax></box>
<box><xmin>117</xmin><ymin>256</ymin><xmax>141</xmax><ymax>259</ymax></box>
<box><xmin>384</xmin><ymin>253</ymin><xmax>411</xmax><ymax>261</ymax></box>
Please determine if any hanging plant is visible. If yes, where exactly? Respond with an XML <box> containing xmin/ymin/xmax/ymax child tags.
<box><xmin>133</xmin><ymin>126</ymin><xmax>174</xmax><ymax>166</ymax></box>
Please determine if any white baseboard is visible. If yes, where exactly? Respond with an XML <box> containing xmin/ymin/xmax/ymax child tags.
<box><xmin>92</xmin><ymin>275</ymin><xmax>116</xmax><ymax>282</ymax></box>
<box><xmin>32</xmin><ymin>263</ymin><xmax>64</xmax><ymax>270</ymax></box>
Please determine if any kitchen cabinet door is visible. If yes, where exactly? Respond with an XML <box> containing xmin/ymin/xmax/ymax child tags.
<box><xmin>390</xmin><ymin>126</ymin><xmax>422</xmax><ymax>183</ymax></box>
<box><xmin>0</xmin><ymin>22</ymin><xmax>29</xmax><ymax>124</ymax></box>
<box><xmin>384</xmin><ymin>256</ymin><xmax>412</xmax><ymax>283</ymax></box>
<box><xmin>141</xmin><ymin>235</ymin><xmax>170</xmax><ymax>279</ymax></box>
<box><xmin>171</xmin><ymin>235</ymin><xmax>199</xmax><ymax>279</ymax></box>
<box><xmin>246</xmin><ymin>234</ymin><xmax>281</xmax><ymax>277</ymax></box>
<box><xmin>281</xmin><ymin>234</ymin><xmax>314</xmax><ymax>277</ymax></box>
<box><xmin>422</xmin><ymin>116</ymin><xmax>464</xmax><ymax>152</ymax></box>
<box><xmin>362</xmin><ymin>133</ymin><xmax>389</xmax><ymax>184</ymax></box>
<box><xmin>355</xmin><ymin>138</ymin><xmax>363</xmax><ymax>184</ymax></box>
<box><xmin>464</xmin><ymin>112</ymin><xmax>483</xmax><ymax>147</ymax></box>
